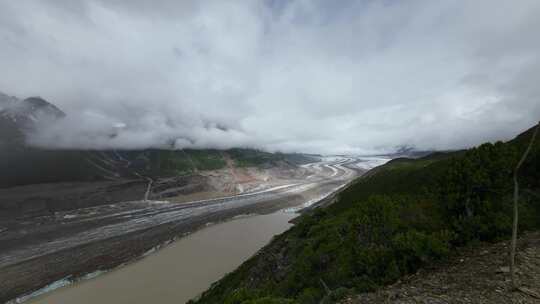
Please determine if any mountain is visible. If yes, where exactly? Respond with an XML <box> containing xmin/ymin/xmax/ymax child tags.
<box><xmin>0</xmin><ymin>94</ymin><xmax>64</xmax><ymax>145</ymax></box>
<box><xmin>0</xmin><ymin>92</ymin><xmax>317</xmax><ymax>188</ymax></box>
<box><xmin>0</xmin><ymin>92</ymin><xmax>18</xmax><ymax>111</ymax></box>
<box><xmin>191</xmin><ymin>124</ymin><xmax>540</xmax><ymax>303</ymax></box>
<box><xmin>0</xmin><ymin>93</ymin><xmax>117</xmax><ymax>186</ymax></box>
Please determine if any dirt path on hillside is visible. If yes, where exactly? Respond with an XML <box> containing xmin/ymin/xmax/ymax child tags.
<box><xmin>343</xmin><ymin>232</ymin><xmax>540</xmax><ymax>304</ymax></box>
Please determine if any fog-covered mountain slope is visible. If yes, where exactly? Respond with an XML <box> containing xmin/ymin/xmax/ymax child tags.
<box><xmin>0</xmin><ymin>92</ymin><xmax>317</xmax><ymax>188</ymax></box>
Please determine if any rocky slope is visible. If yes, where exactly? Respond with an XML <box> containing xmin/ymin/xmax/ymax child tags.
<box><xmin>342</xmin><ymin>232</ymin><xmax>540</xmax><ymax>304</ymax></box>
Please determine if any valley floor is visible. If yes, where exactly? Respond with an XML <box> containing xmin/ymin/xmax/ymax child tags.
<box><xmin>0</xmin><ymin>157</ymin><xmax>372</xmax><ymax>303</ymax></box>
<box><xmin>342</xmin><ymin>232</ymin><xmax>540</xmax><ymax>304</ymax></box>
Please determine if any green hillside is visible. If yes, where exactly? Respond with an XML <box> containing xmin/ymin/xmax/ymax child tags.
<box><xmin>0</xmin><ymin>147</ymin><xmax>318</xmax><ymax>188</ymax></box>
<box><xmin>191</xmin><ymin>125</ymin><xmax>540</xmax><ymax>304</ymax></box>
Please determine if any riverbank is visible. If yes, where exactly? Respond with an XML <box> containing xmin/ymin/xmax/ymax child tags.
<box><xmin>0</xmin><ymin>189</ymin><xmax>314</xmax><ymax>303</ymax></box>
<box><xmin>28</xmin><ymin>211</ymin><xmax>297</xmax><ymax>304</ymax></box>
<box><xmin>1</xmin><ymin>157</ymin><xmax>370</xmax><ymax>303</ymax></box>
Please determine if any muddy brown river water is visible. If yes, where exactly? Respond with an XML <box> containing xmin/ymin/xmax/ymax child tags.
<box><xmin>29</xmin><ymin>211</ymin><xmax>297</xmax><ymax>304</ymax></box>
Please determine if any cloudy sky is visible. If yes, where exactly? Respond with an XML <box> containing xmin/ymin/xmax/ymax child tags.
<box><xmin>1</xmin><ymin>0</ymin><xmax>539</xmax><ymax>154</ymax></box>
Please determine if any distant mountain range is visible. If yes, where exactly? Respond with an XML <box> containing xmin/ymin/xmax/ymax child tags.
<box><xmin>0</xmin><ymin>92</ymin><xmax>316</xmax><ymax>188</ymax></box>
<box><xmin>371</xmin><ymin>145</ymin><xmax>437</xmax><ymax>159</ymax></box>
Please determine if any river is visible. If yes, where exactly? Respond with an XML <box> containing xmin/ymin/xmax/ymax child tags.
<box><xmin>29</xmin><ymin>211</ymin><xmax>297</xmax><ymax>304</ymax></box>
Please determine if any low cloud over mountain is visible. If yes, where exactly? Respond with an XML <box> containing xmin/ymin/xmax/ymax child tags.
<box><xmin>1</xmin><ymin>1</ymin><xmax>539</xmax><ymax>154</ymax></box>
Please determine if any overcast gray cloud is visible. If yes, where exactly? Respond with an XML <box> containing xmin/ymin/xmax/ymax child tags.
<box><xmin>1</xmin><ymin>0</ymin><xmax>539</xmax><ymax>154</ymax></box>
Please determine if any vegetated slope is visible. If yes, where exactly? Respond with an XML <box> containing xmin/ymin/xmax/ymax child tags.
<box><xmin>191</xmin><ymin>125</ymin><xmax>540</xmax><ymax>304</ymax></box>
<box><xmin>0</xmin><ymin>148</ymin><xmax>315</xmax><ymax>188</ymax></box>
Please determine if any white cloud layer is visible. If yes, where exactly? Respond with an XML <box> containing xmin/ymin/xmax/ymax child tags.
<box><xmin>1</xmin><ymin>0</ymin><xmax>539</xmax><ymax>154</ymax></box>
